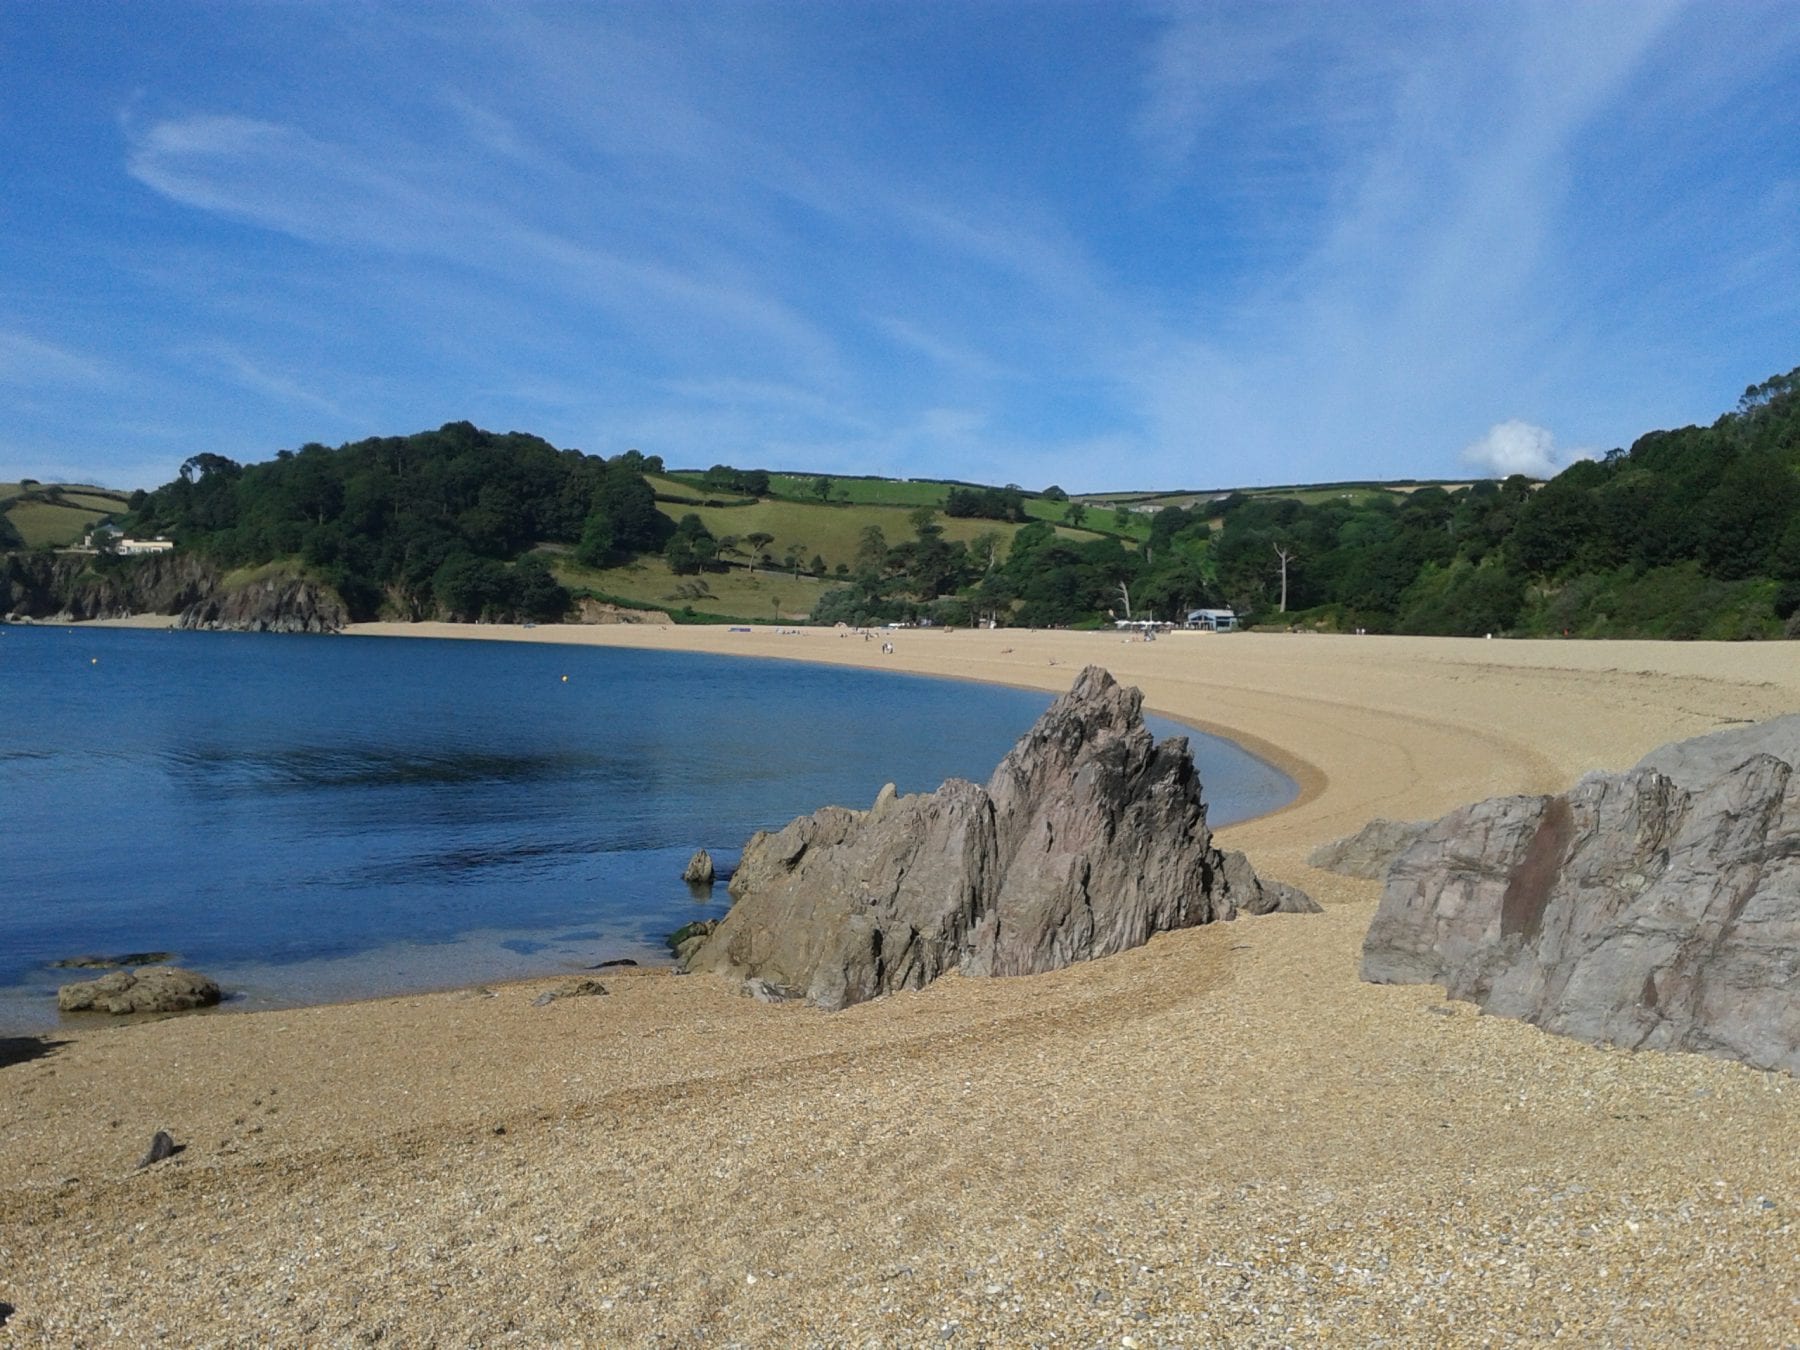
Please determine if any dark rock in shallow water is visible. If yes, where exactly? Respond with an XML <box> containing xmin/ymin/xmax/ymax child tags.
<box><xmin>56</xmin><ymin>966</ymin><xmax>221</xmax><ymax>1016</ymax></box>
<box><xmin>50</xmin><ymin>951</ymin><xmax>176</xmax><ymax>970</ymax></box>
<box><xmin>667</xmin><ymin>920</ymin><xmax>718</xmax><ymax>966</ymax></box>
<box><xmin>1361</xmin><ymin>715</ymin><xmax>1800</xmax><ymax>1075</ymax></box>
<box><xmin>685</xmin><ymin>666</ymin><xmax>1313</xmax><ymax>1010</ymax></box>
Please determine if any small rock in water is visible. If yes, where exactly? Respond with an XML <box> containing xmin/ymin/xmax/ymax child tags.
<box><xmin>681</xmin><ymin>848</ymin><xmax>715</xmax><ymax>886</ymax></box>
<box><xmin>134</xmin><ymin>1130</ymin><xmax>178</xmax><ymax>1170</ymax></box>
<box><xmin>586</xmin><ymin>958</ymin><xmax>639</xmax><ymax>970</ymax></box>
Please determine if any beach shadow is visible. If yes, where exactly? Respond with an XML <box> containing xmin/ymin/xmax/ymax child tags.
<box><xmin>0</xmin><ymin>1035</ymin><xmax>69</xmax><ymax>1069</ymax></box>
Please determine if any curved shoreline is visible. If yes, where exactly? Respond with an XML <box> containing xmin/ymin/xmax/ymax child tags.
<box><xmin>9</xmin><ymin>617</ymin><xmax>1797</xmax><ymax>1343</ymax></box>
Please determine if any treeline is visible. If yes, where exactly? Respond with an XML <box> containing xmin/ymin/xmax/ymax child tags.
<box><xmin>1204</xmin><ymin>367</ymin><xmax>1800</xmax><ymax>637</ymax></box>
<box><xmin>121</xmin><ymin>422</ymin><xmax>672</xmax><ymax>621</ymax></box>
<box><xmin>810</xmin><ymin>509</ymin><xmax>1182</xmax><ymax>629</ymax></box>
<box><xmin>943</xmin><ymin>486</ymin><xmax>1027</xmax><ymax>522</ymax></box>
<box><xmin>813</xmin><ymin>365</ymin><xmax>1800</xmax><ymax>637</ymax></box>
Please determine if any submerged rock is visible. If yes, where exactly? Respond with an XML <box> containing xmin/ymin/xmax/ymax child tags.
<box><xmin>685</xmin><ymin>666</ymin><xmax>1313</xmax><ymax>1010</ymax></box>
<box><xmin>56</xmin><ymin>966</ymin><xmax>221</xmax><ymax>1016</ymax></box>
<box><xmin>1361</xmin><ymin>714</ymin><xmax>1800</xmax><ymax>1074</ymax></box>
<box><xmin>49</xmin><ymin>951</ymin><xmax>176</xmax><ymax>970</ymax></box>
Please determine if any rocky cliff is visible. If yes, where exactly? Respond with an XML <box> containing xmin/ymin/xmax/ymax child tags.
<box><xmin>1</xmin><ymin>553</ymin><xmax>346</xmax><ymax>633</ymax></box>
<box><xmin>1361</xmin><ymin>715</ymin><xmax>1800</xmax><ymax>1074</ymax></box>
<box><xmin>686</xmin><ymin>666</ymin><xmax>1316</xmax><ymax>1009</ymax></box>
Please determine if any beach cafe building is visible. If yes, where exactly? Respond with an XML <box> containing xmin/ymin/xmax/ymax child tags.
<box><xmin>1183</xmin><ymin>608</ymin><xmax>1238</xmax><ymax>632</ymax></box>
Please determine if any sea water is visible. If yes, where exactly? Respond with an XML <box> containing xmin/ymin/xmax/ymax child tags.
<box><xmin>0</xmin><ymin>626</ymin><xmax>1293</xmax><ymax>1030</ymax></box>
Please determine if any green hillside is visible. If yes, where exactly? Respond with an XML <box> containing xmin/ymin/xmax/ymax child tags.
<box><xmin>1</xmin><ymin>482</ymin><xmax>131</xmax><ymax>549</ymax></box>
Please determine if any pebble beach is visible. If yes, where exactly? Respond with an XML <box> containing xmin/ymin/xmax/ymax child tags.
<box><xmin>3</xmin><ymin>625</ymin><xmax>1796</xmax><ymax>1345</ymax></box>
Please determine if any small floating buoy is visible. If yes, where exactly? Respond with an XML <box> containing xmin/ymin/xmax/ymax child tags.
<box><xmin>561</xmin><ymin>675</ymin><xmax>569</xmax><ymax>682</ymax></box>
<box><xmin>90</xmin><ymin>657</ymin><xmax>98</xmax><ymax>665</ymax></box>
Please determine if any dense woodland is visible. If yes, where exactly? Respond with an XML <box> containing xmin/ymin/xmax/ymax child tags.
<box><xmin>43</xmin><ymin>363</ymin><xmax>1800</xmax><ymax>636</ymax></box>
<box><xmin>118</xmin><ymin>423</ymin><xmax>672</xmax><ymax>621</ymax></box>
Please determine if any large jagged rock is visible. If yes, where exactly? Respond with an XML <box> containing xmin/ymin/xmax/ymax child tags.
<box><xmin>1361</xmin><ymin>715</ymin><xmax>1800</xmax><ymax>1074</ymax></box>
<box><xmin>686</xmin><ymin>666</ymin><xmax>1314</xmax><ymax>1009</ymax></box>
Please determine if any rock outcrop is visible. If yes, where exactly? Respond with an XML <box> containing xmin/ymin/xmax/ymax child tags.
<box><xmin>57</xmin><ymin>966</ymin><xmax>222</xmax><ymax>1016</ymax></box>
<box><xmin>682</xmin><ymin>849</ymin><xmax>716</xmax><ymax>885</ymax></box>
<box><xmin>175</xmin><ymin>573</ymin><xmax>346</xmax><ymax>633</ymax></box>
<box><xmin>1</xmin><ymin>553</ymin><xmax>346</xmax><ymax>632</ymax></box>
<box><xmin>685</xmin><ymin>666</ymin><xmax>1315</xmax><ymax>1009</ymax></box>
<box><xmin>1361</xmin><ymin>714</ymin><xmax>1800</xmax><ymax>1074</ymax></box>
<box><xmin>1307</xmin><ymin>818</ymin><xmax>1431</xmax><ymax>880</ymax></box>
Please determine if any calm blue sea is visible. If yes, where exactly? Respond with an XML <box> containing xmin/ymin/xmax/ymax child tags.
<box><xmin>0</xmin><ymin>626</ymin><xmax>1293</xmax><ymax>1031</ymax></box>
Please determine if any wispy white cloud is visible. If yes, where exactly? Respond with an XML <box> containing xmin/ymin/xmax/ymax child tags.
<box><xmin>196</xmin><ymin>346</ymin><xmax>353</xmax><ymax>422</ymax></box>
<box><xmin>0</xmin><ymin>329</ymin><xmax>112</xmax><ymax>387</ymax></box>
<box><xmin>1461</xmin><ymin>420</ymin><xmax>1593</xmax><ymax>479</ymax></box>
<box><xmin>7</xmin><ymin>2</ymin><xmax>1795</xmax><ymax>489</ymax></box>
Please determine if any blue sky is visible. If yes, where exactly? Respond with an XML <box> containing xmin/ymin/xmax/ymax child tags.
<box><xmin>3</xmin><ymin>2</ymin><xmax>1797</xmax><ymax>493</ymax></box>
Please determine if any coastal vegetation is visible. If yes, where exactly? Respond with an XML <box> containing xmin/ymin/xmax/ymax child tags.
<box><xmin>6</xmin><ymin>364</ymin><xmax>1796</xmax><ymax>637</ymax></box>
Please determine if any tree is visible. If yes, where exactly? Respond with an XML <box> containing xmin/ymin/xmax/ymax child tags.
<box><xmin>812</xmin><ymin>476</ymin><xmax>832</xmax><ymax>501</ymax></box>
<box><xmin>854</xmin><ymin>525</ymin><xmax>889</xmax><ymax>573</ymax></box>
<box><xmin>575</xmin><ymin>513</ymin><xmax>615</xmax><ymax>568</ymax></box>
<box><xmin>511</xmin><ymin>554</ymin><xmax>570</xmax><ymax>621</ymax></box>
<box><xmin>1065</xmin><ymin>502</ymin><xmax>1088</xmax><ymax>528</ymax></box>
<box><xmin>744</xmin><ymin>531</ymin><xmax>775</xmax><ymax>574</ymax></box>
<box><xmin>1273</xmin><ymin>542</ymin><xmax>1296</xmax><ymax>613</ymax></box>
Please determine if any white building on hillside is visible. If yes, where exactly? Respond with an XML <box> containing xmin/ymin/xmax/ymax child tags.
<box><xmin>116</xmin><ymin>537</ymin><xmax>175</xmax><ymax>556</ymax></box>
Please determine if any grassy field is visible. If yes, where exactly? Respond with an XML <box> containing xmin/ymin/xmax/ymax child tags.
<box><xmin>552</xmin><ymin>554</ymin><xmax>833</xmax><ymax>621</ymax></box>
<box><xmin>5</xmin><ymin>499</ymin><xmax>111</xmax><ymax>548</ymax></box>
<box><xmin>649</xmin><ymin>496</ymin><xmax>1105</xmax><ymax>574</ymax></box>
<box><xmin>1</xmin><ymin>483</ymin><xmax>131</xmax><ymax>549</ymax></box>
<box><xmin>761</xmin><ymin>474</ymin><xmax>956</xmax><ymax>507</ymax></box>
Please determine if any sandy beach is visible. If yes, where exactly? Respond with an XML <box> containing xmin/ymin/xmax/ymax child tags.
<box><xmin>3</xmin><ymin>624</ymin><xmax>1797</xmax><ymax>1344</ymax></box>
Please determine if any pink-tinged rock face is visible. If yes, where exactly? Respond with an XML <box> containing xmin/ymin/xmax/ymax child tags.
<box><xmin>1362</xmin><ymin>716</ymin><xmax>1800</xmax><ymax>1075</ymax></box>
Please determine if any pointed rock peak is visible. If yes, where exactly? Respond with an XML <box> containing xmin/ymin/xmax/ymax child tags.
<box><xmin>1061</xmin><ymin>665</ymin><xmax>1141</xmax><ymax>721</ymax></box>
<box><xmin>686</xmin><ymin>665</ymin><xmax>1312</xmax><ymax>1009</ymax></box>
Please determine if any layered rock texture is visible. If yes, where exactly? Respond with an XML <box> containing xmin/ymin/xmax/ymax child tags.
<box><xmin>1362</xmin><ymin>715</ymin><xmax>1800</xmax><ymax>1074</ymax></box>
<box><xmin>685</xmin><ymin>666</ymin><xmax>1314</xmax><ymax>1009</ymax></box>
<box><xmin>1</xmin><ymin>553</ymin><xmax>345</xmax><ymax>632</ymax></box>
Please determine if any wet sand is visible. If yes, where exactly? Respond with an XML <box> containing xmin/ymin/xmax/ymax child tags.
<box><xmin>3</xmin><ymin>624</ymin><xmax>1796</xmax><ymax>1344</ymax></box>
